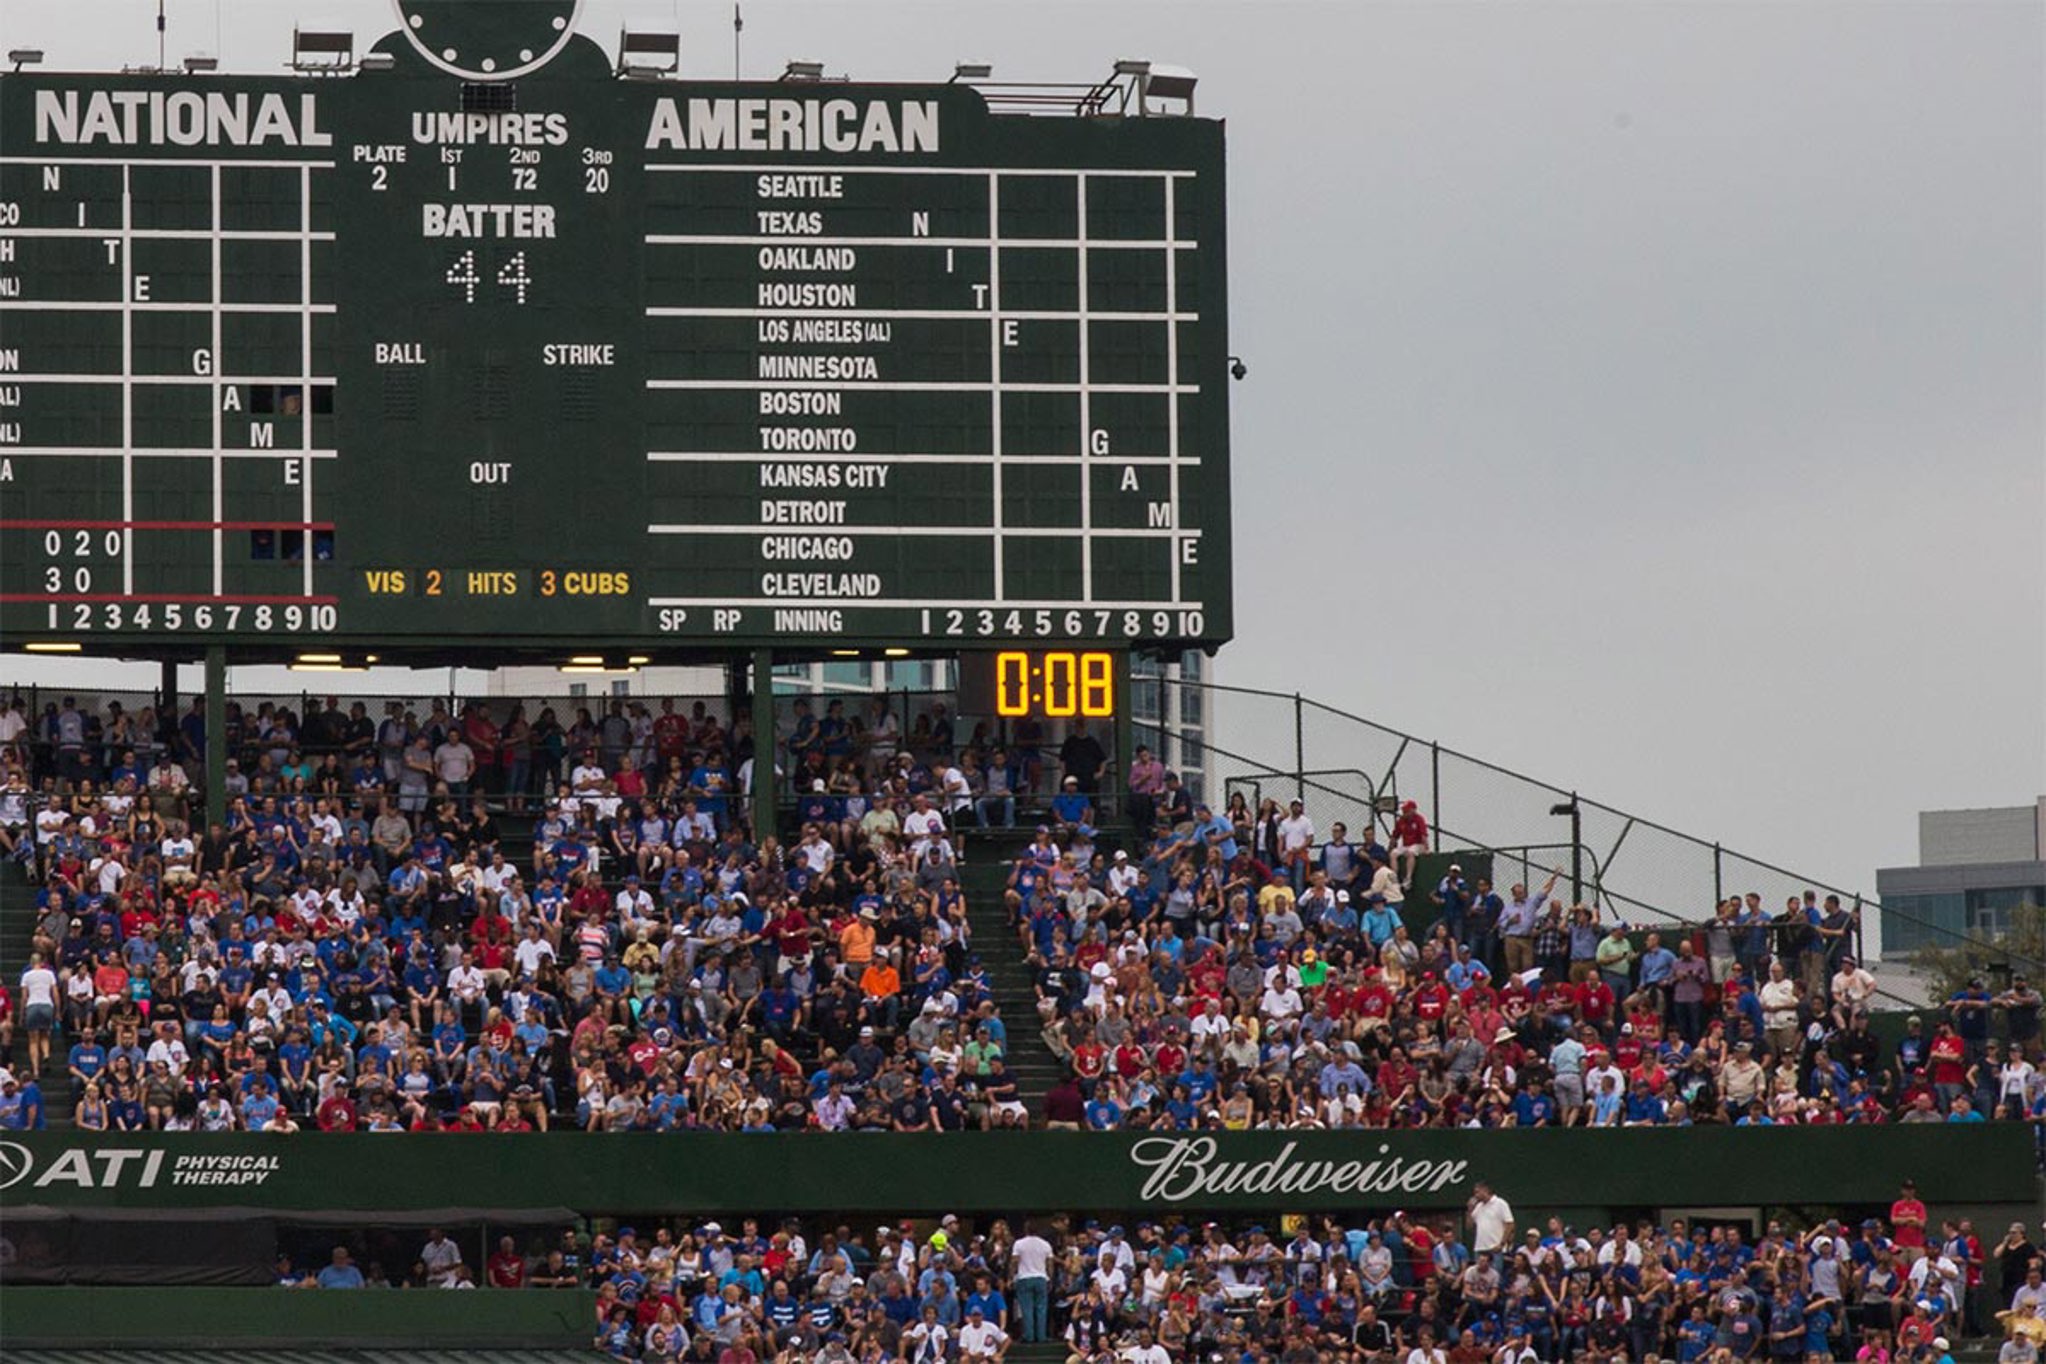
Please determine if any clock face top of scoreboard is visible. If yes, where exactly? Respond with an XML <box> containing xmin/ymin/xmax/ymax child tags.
<box><xmin>0</xmin><ymin>1</ymin><xmax>1232</xmax><ymax>658</ymax></box>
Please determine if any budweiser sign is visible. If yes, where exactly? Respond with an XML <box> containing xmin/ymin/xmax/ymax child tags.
<box><xmin>1129</xmin><ymin>1137</ymin><xmax>1472</xmax><ymax>1203</ymax></box>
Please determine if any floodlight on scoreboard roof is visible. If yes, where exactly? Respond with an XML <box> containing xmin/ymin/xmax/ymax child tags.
<box><xmin>183</xmin><ymin>55</ymin><xmax>219</xmax><ymax>74</ymax></box>
<box><xmin>779</xmin><ymin>59</ymin><xmax>826</xmax><ymax>82</ymax></box>
<box><xmin>290</xmin><ymin>27</ymin><xmax>354</xmax><ymax>73</ymax></box>
<box><xmin>950</xmin><ymin>61</ymin><xmax>993</xmax><ymax>83</ymax></box>
<box><xmin>617</xmin><ymin>27</ymin><xmax>680</xmax><ymax>79</ymax></box>
<box><xmin>8</xmin><ymin>49</ymin><xmax>44</xmax><ymax>71</ymax></box>
<box><xmin>1114</xmin><ymin>59</ymin><xmax>1197</xmax><ymax>115</ymax></box>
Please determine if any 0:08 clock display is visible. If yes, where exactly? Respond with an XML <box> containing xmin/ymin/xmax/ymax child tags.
<box><xmin>995</xmin><ymin>650</ymin><xmax>1114</xmax><ymax>717</ymax></box>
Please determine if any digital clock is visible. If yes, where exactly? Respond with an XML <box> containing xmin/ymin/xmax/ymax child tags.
<box><xmin>957</xmin><ymin>650</ymin><xmax>1119</xmax><ymax>719</ymax></box>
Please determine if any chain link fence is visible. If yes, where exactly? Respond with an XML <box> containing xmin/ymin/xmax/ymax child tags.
<box><xmin>1158</xmin><ymin>680</ymin><xmax>2041</xmax><ymax>992</ymax></box>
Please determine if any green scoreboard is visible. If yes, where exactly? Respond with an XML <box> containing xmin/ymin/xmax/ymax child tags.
<box><xmin>0</xmin><ymin>1</ymin><xmax>1232</xmax><ymax>658</ymax></box>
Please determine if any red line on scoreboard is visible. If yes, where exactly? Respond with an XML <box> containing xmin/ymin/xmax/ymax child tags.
<box><xmin>0</xmin><ymin>520</ymin><xmax>336</xmax><ymax>532</ymax></box>
<box><xmin>1</xmin><ymin>594</ymin><xmax>340</xmax><ymax>605</ymax></box>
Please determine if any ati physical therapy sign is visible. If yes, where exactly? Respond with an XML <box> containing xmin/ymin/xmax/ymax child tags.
<box><xmin>0</xmin><ymin>1141</ymin><xmax>280</xmax><ymax>1192</ymax></box>
<box><xmin>0</xmin><ymin>1128</ymin><xmax>2033</xmax><ymax>1214</ymax></box>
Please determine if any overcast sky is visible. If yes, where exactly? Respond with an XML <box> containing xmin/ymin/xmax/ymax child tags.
<box><xmin>3</xmin><ymin>0</ymin><xmax>2042</xmax><ymax>899</ymax></box>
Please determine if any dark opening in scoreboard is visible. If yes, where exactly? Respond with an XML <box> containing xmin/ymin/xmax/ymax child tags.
<box><xmin>0</xmin><ymin>6</ymin><xmax>1231</xmax><ymax>657</ymax></box>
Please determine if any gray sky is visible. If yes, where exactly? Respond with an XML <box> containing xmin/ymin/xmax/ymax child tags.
<box><xmin>4</xmin><ymin>0</ymin><xmax>2043</xmax><ymax>900</ymax></box>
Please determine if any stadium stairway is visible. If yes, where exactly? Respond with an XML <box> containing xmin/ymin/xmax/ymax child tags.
<box><xmin>958</xmin><ymin>823</ymin><xmax>1096</xmax><ymax>1121</ymax></box>
<box><xmin>0</xmin><ymin>854</ymin><xmax>76</xmax><ymax>1124</ymax></box>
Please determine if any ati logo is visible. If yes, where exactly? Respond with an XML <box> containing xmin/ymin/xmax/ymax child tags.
<box><xmin>0</xmin><ymin>1142</ymin><xmax>165</xmax><ymax>1192</ymax></box>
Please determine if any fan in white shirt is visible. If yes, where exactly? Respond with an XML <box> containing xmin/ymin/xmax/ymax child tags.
<box><xmin>447</xmin><ymin>958</ymin><xmax>488</xmax><ymax>1004</ymax></box>
<box><xmin>956</xmin><ymin>1312</ymin><xmax>1007</xmax><ymax>1360</ymax></box>
<box><xmin>903</xmin><ymin>799</ymin><xmax>946</xmax><ymax>860</ymax></box>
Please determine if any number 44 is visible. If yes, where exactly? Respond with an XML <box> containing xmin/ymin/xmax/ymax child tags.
<box><xmin>444</xmin><ymin>250</ymin><xmax>532</xmax><ymax>305</ymax></box>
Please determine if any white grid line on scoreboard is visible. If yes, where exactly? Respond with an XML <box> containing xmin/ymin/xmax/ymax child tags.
<box><xmin>0</xmin><ymin>156</ymin><xmax>334</xmax><ymax>169</ymax></box>
<box><xmin>120</xmin><ymin>165</ymin><xmax>133</xmax><ymax>595</ymax></box>
<box><xmin>987</xmin><ymin>172</ymin><xmax>1003</xmax><ymax>598</ymax></box>
<box><xmin>0</xmin><ymin>227</ymin><xmax>336</xmax><ymax>242</ymax></box>
<box><xmin>0</xmin><ymin>374</ymin><xmax>336</xmax><ymax>385</ymax></box>
<box><xmin>647</xmin><ymin>379</ymin><xmax>1199</xmax><ymax>394</ymax></box>
<box><xmin>646</xmin><ymin>234</ymin><xmax>1195</xmax><ymax>250</ymax></box>
<box><xmin>646</xmin><ymin>308</ymin><xmax>1197</xmax><ymax>322</ymax></box>
<box><xmin>0</xmin><ymin>447</ymin><xmax>338</xmax><ymax>459</ymax></box>
<box><xmin>0</xmin><ymin>301</ymin><xmax>337</xmax><ymax>314</ymax></box>
<box><xmin>1077</xmin><ymin>173</ymin><xmax>1091</xmax><ymax>601</ymax></box>
<box><xmin>1166</xmin><ymin>173</ymin><xmax>1182</xmax><ymax>606</ymax></box>
<box><xmin>646</xmin><ymin>596</ymin><xmax>1204</xmax><ymax>609</ymax></box>
<box><xmin>641</xmin><ymin>161</ymin><xmax>1204</xmax><ymax>618</ymax></box>
<box><xmin>645</xmin><ymin>164</ymin><xmax>1196</xmax><ymax>178</ymax></box>
<box><xmin>300</xmin><ymin>163</ymin><xmax>315</xmax><ymax>599</ymax></box>
<box><xmin>212</xmin><ymin>164</ymin><xmax>223</xmax><ymax>593</ymax></box>
<box><xmin>2</xmin><ymin>151</ymin><xmax>336</xmax><ymax>595</ymax></box>
<box><xmin>647</xmin><ymin>525</ymin><xmax>1201</xmax><ymax>538</ymax></box>
<box><xmin>648</xmin><ymin>451</ymin><xmax>1198</xmax><ymax>466</ymax></box>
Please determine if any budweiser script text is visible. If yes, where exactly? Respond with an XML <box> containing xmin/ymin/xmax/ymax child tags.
<box><xmin>1128</xmin><ymin>1138</ymin><xmax>1472</xmax><ymax>1203</ymax></box>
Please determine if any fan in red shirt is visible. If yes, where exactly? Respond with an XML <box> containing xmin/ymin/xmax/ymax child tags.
<box><xmin>487</xmin><ymin>1236</ymin><xmax>528</xmax><ymax>1288</ymax></box>
<box><xmin>1391</xmin><ymin>802</ymin><xmax>1430</xmax><ymax>885</ymax></box>
<box><xmin>1889</xmin><ymin>1182</ymin><xmax>1927</xmax><ymax>1249</ymax></box>
<box><xmin>567</xmin><ymin>874</ymin><xmax>609</xmax><ymax>919</ymax></box>
<box><xmin>1376</xmin><ymin>1049</ymin><xmax>1419</xmax><ymax>1101</ymax></box>
<box><xmin>1575</xmin><ymin>977</ymin><xmax>1616</xmax><ymax>1029</ymax></box>
<box><xmin>1412</xmin><ymin>975</ymin><xmax>1451</xmax><ymax>1024</ymax></box>
<box><xmin>1927</xmin><ymin>1024</ymin><xmax>1967</xmax><ymax>1096</ymax></box>
<box><xmin>1113</xmin><ymin>1040</ymin><xmax>1149</xmax><ymax>1079</ymax></box>
<box><xmin>316</xmin><ymin>1092</ymin><xmax>359</xmax><ymax>1131</ymax></box>
<box><xmin>1354</xmin><ymin>973</ymin><xmax>1396</xmax><ymax>1021</ymax></box>
<box><xmin>653</xmin><ymin>701</ymin><xmax>691</xmax><ymax>764</ymax></box>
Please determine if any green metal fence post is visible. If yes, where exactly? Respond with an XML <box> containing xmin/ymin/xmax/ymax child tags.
<box><xmin>1293</xmin><ymin>692</ymin><xmax>1304</xmax><ymax>802</ymax></box>
<box><xmin>204</xmin><ymin>646</ymin><xmax>228</xmax><ymax>829</ymax></box>
<box><xmin>752</xmin><ymin>649</ymin><xmax>777</xmax><ymax>840</ymax></box>
<box><xmin>1431</xmin><ymin>742</ymin><xmax>1441</xmax><ymax>850</ymax></box>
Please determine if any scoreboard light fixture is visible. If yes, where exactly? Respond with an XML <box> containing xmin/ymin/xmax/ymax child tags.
<box><xmin>884</xmin><ymin>648</ymin><xmax>912</xmax><ymax>658</ymax></box>
<box><xmin>951</xmin><ymin>61</ymin><xmax>993</xmax><ymax>82</ymax></box>
<box><xmin>1114</xmin><ymin>58</ymin><xmax>1198</xmax><ymax>116</ymax></box>
<box><xmin>22</xmin><ymin>641</ymin><xmax>83</xmax><ymax>653</ymax></box>
<box><xmin>357</xmin><ymin>52</ymin><xmax>397</xmax><ymax>72</ymax></box>
<box><xmin>617</xmin><ymin>27</ymin><xmax>680</xmax><ymax>79</ymax></box>
<box><xmin>779</xmin><ymin>59</ymin><xmax>825</xmax><ymax>82</ymax></box>
<box><xmin>289</xmin><ymin>651</ymin><xmax>380</xmax><ymax>671</ymax></box>
<box><xmin>183</xmin><ymin>55</ymin><xmax>220</xmax><ymax>74</ymax></box>
<box><xmin>290</xmin><ymin>28</ymin><xmax>355</xmax><ymax>73</ymax></box>
<box><xmin>10</xmin><ymin>49</ymin><xmax>46</xmax><ymax>71</ymax></box>
<box><xmin>559</xmin><ymin>654</ymin><xmax>650</xmax><ymax>673</ymax></box>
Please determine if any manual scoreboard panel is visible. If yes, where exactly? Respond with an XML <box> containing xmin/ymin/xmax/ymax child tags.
<box><xmin>0</xmin><ymin>6</ymin><xmax>1231</xmax><ymax>654</ymax></box>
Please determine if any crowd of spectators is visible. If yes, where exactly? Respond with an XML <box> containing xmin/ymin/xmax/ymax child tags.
<box><xmin>273</xmin><ymin>1200</ymin><xmax>2046</xmax><ymax>1364</ymax></box>
<box><xmin>0</xmin><ymin>691</ymin><xmax>1038</xmax><ymax>1133</ymax></box>
<box><xmin>2</xmin><ymin>687</ymin><xmax>2041</xmax><ymax>1146</ymax></box>
<box><xmin>1012</xmin><ymin>772</ymin><xmax>2043</xmax><ymax>1135</ymax></box>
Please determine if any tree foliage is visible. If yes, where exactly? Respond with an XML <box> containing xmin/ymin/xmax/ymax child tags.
<box><xmin>1910</xmin><ymin>902</ymin><xmax>2045</xmax><ymax>1002</ymax></box>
